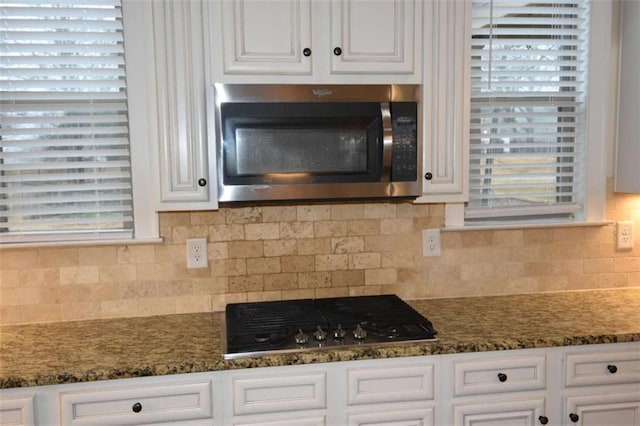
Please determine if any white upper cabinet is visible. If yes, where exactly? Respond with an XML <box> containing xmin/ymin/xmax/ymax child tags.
<box><xmin>207</xmin><ymin>0</ymin><xmax>422</xmax><ymax>83</ymax></box>
<box><xmin>152</xmin><ymin>0</ymin><xmax>217</xmax><ymax>210</ymax></box>
<box><xmin>416</xmin><ymin>0</ymin><xmax>470</xmax><ymax>203</ymax></box>
<box><xmin>329</xmin><ymin>0</ymin><xmax>418</xmax><ymax>75</ymax></box>
<box><xmin>614</xmin><ymin>0</ymin><xmax>640</xmax><ymax>193</ymax></box>
<box><xmin>218</xmin><ymin>0</ymin><xmax>313</xmax><ymax>75</ymax></box>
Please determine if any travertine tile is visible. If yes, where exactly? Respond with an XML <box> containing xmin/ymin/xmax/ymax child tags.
<box><xmin>331</xmin><ymin>204</ymin><xmax>364</xmax><ymax>220</ymax></box>
<box><xmin>60</xmin><ymin>266</ymin><xmax>100</xmax><ymax>285</ymax></box>
<box><xmin>364</xmin><ymin>204</ymin><xmax>397</xmax><ymax>219</ymax></box>
<box><xmin>101</xmin><ymin>299</ymin><xmax>138</xmax><ymax>318</ymax></box>
<box><xmin>281</xmin><ymin>256</ymin><xmax>315</xmax><ymax>273</ymax></box>
<box><xmin>38</xmin><ymin>248</ymin><xmax>78</xmax><ymax>268</ymax></box>
<box><xmin>171</xmin><ymin>225</ymin><xmax>209</xmax><ymax>243</ymax></box>
<box><xmin>279</xmin><ymin>222</ymin><xmax>314</xmax><ymax>239</ymax></box>
<box><xmin>331</xmin><ymin>270</ymin><xmax>365</xmax><ymax>287</ymax></box>
<box><xmin>0</xmin><ymin>305</ymin><xmax>22</xmax><ymax>324</ymax></box>
<box><xmin>21</xmin><ymin>304</ymin><xmax>62</xmax><ymax>323</ymax></box>
<box><xmin>380</xmin><ymin>218</ymin><xmax>414</xmax><ymax>235</ymax></box>
<box><xmin>79</xmin><ymin>247</ymin><xmax>117</xmax><ymax>266</ymax></box>
<box><xmin>120</xmin><ymin>281</ymin><xmax>157</xmax><ymax>299</ymax></box>
<box><xmin>262</xmin><ymin>206</ymin><xmax>297</xmax><ymax>223</ymax></box>
<box><xmin>297</xmin><ymin>205</ymin><xmax>330</xmax><ymax>221</ymax></box>
<box><xmin>18</xmin><ymin>268</ymin><xmax>59</xmax><ymax>287</ymax></box>
<box><xmin>349</xmin><ymin>252</ymin><xmax>381</xmax><ymax>269</ymax></box>
<box><xmin>117</xmin><ymin>245</ymin><xmax>155</xmax><ymax>264</ymax></box>
<box><xmin>297</xmin><ymin>238</ymin><xmax>331</xmax><ymax>255</ymax></box>
<box><xmin>298</xmin><ymin>272</ymin><xmax>332</xmax><ymax>288</ymax></box>
<box><xmin>192</xmin><ymin>277</ymin><xmax>228</xmax><ymax>295</ymax></box>
<box><xmin>245</xmin><ymin>223</ymin><xmax>280</xmax><ymax>240</ymax></box>
<box><xmin>331</xmin><ymin>237</ymin><xmax>364</xmax><ymax>254</ymax></box>
<box><xmin>614</xmin><ymin>257</ymin><xmax>640</xmax><ymax>272</ymax></box>
<box><xmin>246</xmin><ymin>258</ymin><xmax>281</xmax><ymax>275</ymax></box>
<box><xmin>99</xmin><ymin>265</ymin><xmax>137</xmax><ymax>283</ymax></box>
<box><xmin>225</xmin><ymin>207</ymin><xmax>262</xmax><ymax>224</ymax></box>
<box><xmin>247</xmin><ymin>291</ymin><xmax>282</xmax><ymax>302</ymax></box>
<box><xmin>209</xmin><ymin>224</ymin><xmax>245</xmax><ymax>242</ymax></box>
<box><xmin>584</xmin><ymin>258</ymin><xmax>614</xmax><ymax>274</ymax></box>
<box><xmin>0</xmin><ymin>287</ymin><xmax>40</xmax><ymax>306</ymax></box>
<box><xmin>0</xmin><ymin>270</ymin><xmax>19</xmax><ymax>288</ymax></box>
<box><xmin>211</xmin><ymin>293</ymin><xmax>247</xmax><ymax>311</ymax></box>
<box><xmin>346</xmin><ymin>219</ymin><xmax>380</xmax><ymax>236</ymax></box>
<box><xmin>139</xmin><ymin>298</ymin><xmax>176</xmax><ymax>316</ymax></box>
<box><xmin>228</xmin><ymin>241</ymin><xmax>264</xmax><ymax>259</ymax></box>
<box><xmin>314</xmin><ymin>221</ymin><xmax>347</xmax><ymax>237</ymax></box>
<box><xmin>264</xmin><ymin>240</ymin><xmax>297</xmax><ymax>257</ymax></box>
<box><xmin>315</xmin><ymin>254</ymin><xmax>349</xmax><ymax>271</ymax></box>
<box><xmin>315</xmin><ymin>287</ymin><xmax>349</xmax><ymax>298</ymax></box>
<box><xmin>228</xmin><ymin>275</ymin><xmax>264</xmax><ymax>292</ymax></box>
<box><xmin>176</xmin><ymin>295</ymin><xmax>210</xmax><ymax>314</ymax></box>
<box><xmin>0</xmin><ymin>250</ymin><xmax>39</xmax><ymax>269</ymax></box>
<box><xmin>264</xmin><ymin>273</ymin><xmax>298</xmax><ymax>290</ymax></box>
<box><xmin>209</xmin><ymin>259</ymin><xmax>246</xmax><ymax>277</ymax></box>
<box><xmin>364</xmin><ymin>268</ymin><xmax>397</xmax><ymax>285</ymax></box>
<box><xmin>190</xmin><ymin>211</ymin><xmax>225</xmax><ymax>225</ymax></box>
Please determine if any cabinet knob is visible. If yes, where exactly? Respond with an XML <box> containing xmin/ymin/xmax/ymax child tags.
<box><xmin>197</xmin><ymin>178</ymin><xmax>207</xmax><ymax>187</ymax></box>
<box><xmin>333</xmin><ymin>46</ymin><xmax>342</xmax><ymax>56</ymax></box>
<box><xmin>538</xmin><ymin>415</ymin><xmax>549</xmax><ymax>425</ymax></box>
<box><xmin>424</xmin><ymin>172</ymin><xmax>433</xmax><ymax>181</ymax></box>
<box><xmin>607</xmin><ymin>364</ymin><xmax>618</xmax><ymax>374</ymax></box>
<box><xmin>132</xmin><ymin>402</ymin><xmax>142</xmax><ymax>413</ymax></box>
<box><xmin>569</xmin><ymin>413</ymin><xmax>579</xmax><ymax>423</ymax></box>
<box><xmin>497</xmin><ymin>372</ymin><xmax>508</xmax><ymax>382</ymax></box>
<box><xmin>303</xmin><ymin>47</ymin><xmax>311</xmax><ymax>57</ymax></box>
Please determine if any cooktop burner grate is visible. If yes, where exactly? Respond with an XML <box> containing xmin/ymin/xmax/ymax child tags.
<box><xmin>223</xmin><ymin>294</ymin><xmax>438</xmax><ymax>359</ymax></box>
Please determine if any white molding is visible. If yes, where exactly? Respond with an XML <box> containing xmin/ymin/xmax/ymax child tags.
<box><xmin>122</xmin><ymin>0</ymin><xmax>159</xmax><ymax>240</ymax></box>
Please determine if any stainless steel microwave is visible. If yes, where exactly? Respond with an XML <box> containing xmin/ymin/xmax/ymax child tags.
<box><xmin>212</xmin><ymin>84</ymin><xmax>421</xmax><ymax>203</ymax></box>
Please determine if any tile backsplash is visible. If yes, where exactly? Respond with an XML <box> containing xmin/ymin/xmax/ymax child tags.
<box><xmin>1</xmin><ymin>183</ymin><xmax>639</xmax><ymax>325</ymax></box>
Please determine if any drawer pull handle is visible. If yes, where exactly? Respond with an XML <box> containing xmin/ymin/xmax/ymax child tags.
<box><xmin>497</xmin><ymin>372</ymin><xmax>508</xmax><ymax>382</ymax></box>
<box><xmin>333</xmin><ymin>46</ymin><xmax>342</xmax><ymax>56</ymax></box>
<box><xmin>607</xmin><ymin>364</ymin><xmax>618</xmax><ymax>374</ymax></box>
<box><xmin>569</xmin><ymin>413</ymin><xmax>579</xmax><ymax>423</ymax></box>
<box><xmin>538</xmin><ymin>415</ymin><xmax>549</xmax><ymax>425</ymax></box>
<box><xmin>303</xmin><ymin>47</ymin><xmax>311</xmax><ymax>57</ymax></box>
<box><xmin>132</xmin><ymin>402</ymin><xmax>142</xmax><ymax>413</ymax></box>
<box><xmin>198</xmin><ymin>178</ymin><xmax>207</xmax><ymax>187</ymax></box>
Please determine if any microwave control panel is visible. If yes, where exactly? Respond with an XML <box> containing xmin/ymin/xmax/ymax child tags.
<box><xmin>390</xmin><ymin>103</ymin><xmax>418</xmax><ymax>182</ymax></box>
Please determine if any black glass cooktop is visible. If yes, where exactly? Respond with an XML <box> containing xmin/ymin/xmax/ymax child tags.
<box><xmin>223</xmin><ymin>294</ymin><xmax>437</xmax><ymax>359</ymax></box>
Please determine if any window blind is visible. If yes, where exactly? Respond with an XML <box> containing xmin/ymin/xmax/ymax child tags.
<box><xmin>0</xmin><ymin>0</ymin><xmax>133</xmax><ymax>243</ymax></box>
<box><xmin>467</xmin><ymin>0</ymin><xmax>590</xmax><ymax>222</ymax></box>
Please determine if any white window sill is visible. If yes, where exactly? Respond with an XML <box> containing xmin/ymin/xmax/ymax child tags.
<box><xmin>0</xmin><ymin>238</ymin><xmax>163</xmax><ymax>250</ymax></box>
<box><xmin>443</xmin><ymin>220</ymin><xmax>613</xmax><ymax>232</ymax></box>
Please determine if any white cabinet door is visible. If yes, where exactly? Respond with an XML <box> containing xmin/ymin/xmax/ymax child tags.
<box><xmin>565</xmin><ymin>392</ymin><xmax>640</xmax><ymax>426</ymax></box>
<box><xmin>614</xmin><ymin>0</ymin><xmax>640</xmax><ymax>193</ymax></box>
<box><xmin>152</xmin><ymin>0</ymin><xmax>217</xmax><ymax>210</ymax></box>
<box><xmin>218</xmin><ymin>0</ymin><xmax>313</xmax><ymax>75</ymax></box>
<box><xmin>329</xmin><ymin>0</ymin><xmax>420</xmax><ymax>75</ymax></box>
<box><xmin>417</xmin><ymin>0</ymin><xmax>470</xmax><ymax>203</ymax></box>
<box><xmin>0</xmin><ymin>394</ymin><xmax>36</xmax><ymax>426</ymax></box>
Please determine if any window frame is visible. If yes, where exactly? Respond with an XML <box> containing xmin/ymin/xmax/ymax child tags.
<box><xmin>445</xmin><ymin>0</ymin><xmax>614</xmax><ymax>229</ymax></box>
<box><xmin>0</xmin><ymin>0</ymin><xmax>160</xmax><ymax>247</ymax></box>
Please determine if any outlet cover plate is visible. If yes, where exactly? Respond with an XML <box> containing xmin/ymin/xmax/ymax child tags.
<box><xmin>187</xmin><ymin>238</ymin><xmax>208</xmax><ymax>268</ymax></box>
<box><xmin>617</xmin><ymin>221</ymin><xmax>634</xmax><ymax>250</ymax></box>
<box><xmin>422</xmin><ymin>228</ymin><xmax>441</xmax><ymax>257</ymax></box>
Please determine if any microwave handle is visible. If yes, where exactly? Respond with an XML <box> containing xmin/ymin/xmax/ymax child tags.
<box><xmin>380</xmin><ymin>102</ymin><xmax>393</xmax><ymax>182</ymax></box>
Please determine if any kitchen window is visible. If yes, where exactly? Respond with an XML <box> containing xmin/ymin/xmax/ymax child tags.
<box><xmin>0</xmin><ymin>0</ymin><xmax>156</xmax><ymax>244</ymax></box>
<box><xmin>447</xmin><ymin>0</ymin><xmax>612</xmax><ymax>227</ymax></box>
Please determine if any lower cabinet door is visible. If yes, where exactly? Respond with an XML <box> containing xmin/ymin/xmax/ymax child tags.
<box><xmin>0</xmin><ymin>394</ymin><xmax>36</xmax><ymax>426</ymax></box>
<box><xmin>346</xmin><ymin>407</ymin><xmax>435</xmax><ymax>426</ymax></box>
<box><xmin>453</xmin><ymin>398</ymin><xmax>547</xmax><ymax>426</ymax></box>
<box><xmin>565</xmin><ymin>391</ymin><xmax>640</xmax><ymax>426</ymax></box>
<box><xmin>59</xmin><ymin>380</ymin><xmax>213</xmax><ymax>425</ymax></box>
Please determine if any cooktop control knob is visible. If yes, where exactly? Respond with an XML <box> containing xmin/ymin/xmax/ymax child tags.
<box><xmin>353</xmin><ymin>324</ymin><xmax>368</xmax><ymax>340</ymax></box>
<box><xmin>333</xmin><ymin>324</ymin><xmax>346</xmax><ymax>340</ymax></box>
<box><xmin>294</xmin><ymin>329</ymin><xmax>308</xmax><ymax>345</ymax></box>
<box><xmin>313</xmin><ymin>326</ymin><xmax>328</xmax><ymax>341</ymax></box>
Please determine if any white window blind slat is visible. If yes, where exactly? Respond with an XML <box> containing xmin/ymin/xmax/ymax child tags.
<box><xmin>466</xmin><ymin>0</ymin><xmax>590</xmax><ymax>222</ymax></box>
<box><xmin>0</xmin><ymin>0</ymin><xmax>133</xmax><ymax>242</ymax></box>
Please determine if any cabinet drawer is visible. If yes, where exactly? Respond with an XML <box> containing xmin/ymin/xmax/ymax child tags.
<box><xmin>59</xmin><ymin>380</ymin><xmax>213</xmax><ymax>425</ymax></box>
<box><xmin>232</xmin><ymin>371</ymin><xmax>326</xmax><ymax>416</ymax></box>
<box><xmin>453</xmin><ymin>397</ymin><xmax>546</xmax><ymax>426</ymax></box>
<box><xmin>347</xmin><ymin>363</ymin><xmax>434</xmax><ymax>405</ymax></box>
<box><xmin>0</xmin><ymin>394</ymin><xmax>36</xmax><ymax>426</ymax></box>
<box><xmin>233</xmin><ymin>414</ymin><xmax>326</xmax><ymax>426</ymax></box>
<box><xmin>565</xmin><ymin>349</ymin><xmax>640</xmax><ymax>387</ymax></box>
<box><xmin>347</xmin><ymin>407</ymin><xmax>434</xmax><ymax>426</ymax></box>
<box><xmin>453</xmin><ymin>354</ymin><xmax>546</xmax><ymax>396</ymax></box>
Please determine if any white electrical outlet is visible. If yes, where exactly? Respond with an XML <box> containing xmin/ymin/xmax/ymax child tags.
<box><xmin>186</xmin><ymin>238</ymin><xmax>208</xmax><ymax>268</ymax></box>
<box><xmin>616</xmin><ymin>221</ymin><xmax>634</xmax><ymax>250</ymax></box>
<box><xmin>422</xmin><ymin>228</ymin><xmax>441</xmax><ymax>257</ymax></box>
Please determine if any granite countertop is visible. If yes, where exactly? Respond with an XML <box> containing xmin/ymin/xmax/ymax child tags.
<box><xmin>2</xmin><ymin>288</ymin><xmax>640</xmax><ymax>389</ymax></box>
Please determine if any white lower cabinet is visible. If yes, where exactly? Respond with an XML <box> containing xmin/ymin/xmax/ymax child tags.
<box><xmin>1</xmin><ymin>342</ymin><xmax>639</xmax><ymax>426</ymax></box>
<box><xmin>0</xmin><ymin>394</ymin><xmax>36</xmax><ymax>426</ymax></box>
<box><xmin>562</xmin><ymin>344</ymin><xmax>640</xmax><ymax>426</ymax></box>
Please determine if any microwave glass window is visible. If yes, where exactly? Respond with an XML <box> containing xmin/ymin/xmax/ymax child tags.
<box><xmin>234</xmin><ymin>128</ymin><xmax>367</xmax><ymax>175</ymax></box>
